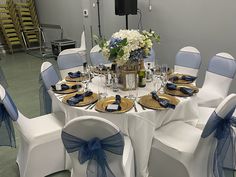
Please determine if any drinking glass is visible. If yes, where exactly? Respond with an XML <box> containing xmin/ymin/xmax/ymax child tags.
<box><xmin>127</xmin><ymin>74</ymin><xmax>135</xmax><ymax>100</ymax></box>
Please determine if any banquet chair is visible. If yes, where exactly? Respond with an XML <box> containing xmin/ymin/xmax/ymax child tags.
<box><xmin>90</xmin><ymin>45</ymin><xmax>111</xmax><ymax>66</ymax></box>
<box><xmin>40</xmin><ymin>62</ymin><xmax>61</xmax><ymax>115</ymax></box>
<box><xmin>57</xmin><ymin>31</ymin><xmax>86</xmax><ymax>78</ymax></box>
<box><xmin>174</xmin><ymin>46</ymin><xmax>202</xmax><ymax>77</ymax></box>
<box><xmin>61</xmin><ymin>116</ymin><xmax>135</xmax><ymax>177</ymax></box>
<box><xmin>0</xmin><ymin>66</ymin><xmax>8</xmax><ymax>88</ymax></box>
<box><xmin>196</xmin><ymin>52</ymin><xmax>236</xmax><ymax>108</ymax></box>
<box><xmin>144</xmin><ymin>47</ymin><xmax>156</xmax><ymax>63</ymax></box>
<box><xmin>0</xmin><ymin>84</ymin><xmax>65</xmax><ymax>177</ymax></box>
<box><xmin>149</xmin><ymin>94</ymin><xmax>236</xmax><ymax>177</ymax></box>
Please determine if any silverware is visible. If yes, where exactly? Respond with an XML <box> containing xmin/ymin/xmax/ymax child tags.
<box><xmin>133</xmin><ymin>102</ymin><xmax>138</xmax><ymax>112</ymax></box>
<box><xmin>138</xmin><ymin>102</ymin><xmax>146</xmax><ymax>110</ymax></box>
<box><xmin>89</xmin><ymin>102</ymin><xmax>97</xmax><ymax>110</ymax></box>
<box><xmin>85</xmin><ymin>103</ymin><xmax>94</xmax><ymax>110</ymax></box>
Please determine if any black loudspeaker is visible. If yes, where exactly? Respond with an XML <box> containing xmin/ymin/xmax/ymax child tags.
<box><xmin>115</xmin><ymin>0</ymin><xmax>137</xmax><ymax>16</ymax></box>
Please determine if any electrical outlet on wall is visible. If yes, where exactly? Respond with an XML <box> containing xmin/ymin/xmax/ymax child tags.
<box><xmin>83</xmin><ymin>9</ymin><xmax>89</xmax><ymax>17</ymax></box>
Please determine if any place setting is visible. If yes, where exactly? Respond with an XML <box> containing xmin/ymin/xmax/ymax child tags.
<box><xmin>65</xmin><ymin>70</ymin><xmax>90</xmax><ymax>82</ymax></box>
<box><xmin>138</xmin><ymin>91</ymin><xmax>180</xmax><ymax>110</ymax></box>
<box><xmin>168</xmin><ymin>73</ymin><xmax>197</xmax><ymax>84</ymax></box>
<box><xmin>164</xmin><ymin>82</ymin><xmax>199</xmax><ymax>97</ymax></box>
<box><xmin>51</xmin><ymin>81</ymin><xmax>83</xmax><ymax>94</ymax></box>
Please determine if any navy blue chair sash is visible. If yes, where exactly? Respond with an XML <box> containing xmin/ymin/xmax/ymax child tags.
<box><xmin>201</xmin><ymin>108</ymin><xmax>236</xmax><ymax>177</ymax></box>
<box><xmin>61</xmin><ymin>131</ymin><xmax>124</xmax><ymax>177</ymax></box>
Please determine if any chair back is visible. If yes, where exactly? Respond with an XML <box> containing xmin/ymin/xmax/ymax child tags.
<box><xmin>202</xmin><ymin>53</ymin><xmax>236</xmax><ymax>97</ymax></box>
<box><xmin>57</xmin><ymin>50</ymin><xmax>85</xmax><ymax>78</ymax></box>
<box><xmin>207</xmin><ymin>53</ymin><xmax>236</xmax><ymax>79</ymax></box>
<box><xmin>174</xmin><ymin>46</ymin><xmax>201</xmax><ymax>77</ymax></box>
<box><xmin>0</xmin><ymin>85</ymin><xmax>18</xmax><ymax>147</ymax></box>
<box><xmin>40</xmin><ymin>62</ymin><xmax>60</xmax><ymax>90</ymax></box>
<box><xmin>144</xmin><ymin>48</ymin><xmax>156</xmax><ymax>63</ymax></box>
<box><xmin>196</xmin><ymin>94</ymin><xmax>236</xmax><ymax>177</ymax></box>
<box><xmin>0</xmin><ymin>66</ymin><xmax>8</xmax><ymax>88</ymax></box>
<box><xmin>90</xmin><ymin>45</ymin><xmax>111</xmax><ymax>66</ymax></box>
<box><xmin>61</xmin><ymin>116</ymin><xmax>125</xmax><ymax>177</ymax></box>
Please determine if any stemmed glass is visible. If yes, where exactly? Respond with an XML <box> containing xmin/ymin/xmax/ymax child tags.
<box><xmin>127</xmin><ymin>74</ymin><xmax>135</xmax><ymax>100</ymax></box>
<box><xmin>82</xmin><ymin>65</ymin><xmax>91</xmax><ymax>92</ymax></box>
<box><xmin>98</xmin><ymin>64</ymin><xmax>108</xmax><ymax>98</ymax></box>
<box><xmin>160</xmin><ymin>64</ymin><xmax>168</xmax><ymax>93</ymax></box>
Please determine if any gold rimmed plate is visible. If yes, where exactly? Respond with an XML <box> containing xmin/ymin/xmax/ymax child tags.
<box><xmin>139</xmin><ymin>94</ymin><xmax>180</xmax><ymax>110</ymax></box>
<box><xmin>65</xmin><ymin>75</ymin><xmax>89</xmax><ymax>82</ymax></box>
<box><xmin>62</xmin><ymin>92</ymin><xmax>99</xmax><ymax>107</ymax></box>
<box><xmin>168</xmin><ymin>73</ymin><xmax>196</xmax><ymax>84</ymax></box>
<box><xmin>95</xmin><ymin>96</ymin><xmax>134</xmax><ymax>113</ymax></box>
<box><xmin>52</xmin><ymin>82</ymin><xmax>82</xmax><ymax>94</ymax></box>
<box><xmin>164</xmin><ymin>84</ymin><xmax>199</xmax><ymax>97</ymax></box>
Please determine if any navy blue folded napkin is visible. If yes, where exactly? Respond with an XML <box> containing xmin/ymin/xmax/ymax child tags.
<box><xmin>52</xmin><ymin>84</ymin><xmax>79</xmax><ymax>91</ymax></box>
<box><xmin>151</xmin><ymin>91</ymin><xmax>175</xmax><ymax>109</ymax></box>
<box><xmin>166</xmin><ymin>83</ymin><xmax>177</xmax><ymax>90</ymax></box>
<box><xmin>171</xmin><ymin>75</ymin><xmax>197</xmax><ymax>82</ymax></box>
<box><xmin>105</xmin><ymin>95</ymin><xmax>122</xmax><ymax>112</ymax></box>
<box><xmin>67</xmin><ymin>91</ymin><xmax>93</xmax><ymax>106</ymax></box>
<box><xmin>166</xmin><ymin>83</ymin><xmax>195</xmax><ymax>96</ymax></box>
<box><xmin>181</xmin><ymin>75</ymin><xmax>197</xmax><ymax>82</ymax></box>
<box><xmin>179</xmin><ymin>87</ymin><xmax>195</xmax><ymax>96</ymax></box>
<box><xmin>68</xmin><ymin>71</ymin><xmax>82</xmax><ymax>78</ymax></box>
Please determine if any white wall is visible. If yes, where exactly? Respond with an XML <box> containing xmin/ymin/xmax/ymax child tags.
<box><xmin>35</xmin><ymin>0</ymin><xmax>84</xmax><ymax>47</ymax></box>
<box><xmin>139</xmin><ymin>0</ymin><xmax>236</xmax><ymax>93</ymax></box>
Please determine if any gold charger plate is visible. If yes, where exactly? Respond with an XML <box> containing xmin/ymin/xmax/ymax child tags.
<box><xmin>164</xmin><ymin>84</ymin><xmax>199</xmax><ymax>97</ymax></box>
<box><xmin>168</xmin><ymin>73</ymin><xmax>196</xmax><ymax>84</ymax></box>
<box><xmin>62</xmin><ymin>92</ymin><xmax>99</xmax><ymax>107</ymax></box>
<box><xmin>52</xmin><ymin>82</ymin><xmax>82</xmax><ymax>94</ymax></box>
<box><xmin>95</xmin><ymin>96</ymin><xmax>134</xmax><ymax>113</ymax></box>
<box><xmin>65</xmin><ymin>75</ymin><xmax>89</xmax><ymax>82</ymax></box>
<box><xmin>139</xmin><ymin>94</ymin><xmax>180</xmax><ymax>110</ymax></box>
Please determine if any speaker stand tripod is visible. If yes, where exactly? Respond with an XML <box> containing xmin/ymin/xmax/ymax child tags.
<box><xmin>125</xmin><ymin>14</ymin><xmax>129</xmax><ymax>29</ymax></box>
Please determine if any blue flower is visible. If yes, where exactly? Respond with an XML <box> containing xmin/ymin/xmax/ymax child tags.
<box><xmin>109</xmin><ymin>38</ymin><xmax>122</xmax><ymax>49</ymax></box>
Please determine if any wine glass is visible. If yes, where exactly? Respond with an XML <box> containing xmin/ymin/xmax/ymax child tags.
<box><xmin>160</xmin><ymin>64</ymin><xmax>168</xmax><ymax>93</ymax></box>
<box><xmin>127</xmin><ymin>74</ymin><xmax>135</xmax><ymax>100</ymax></box>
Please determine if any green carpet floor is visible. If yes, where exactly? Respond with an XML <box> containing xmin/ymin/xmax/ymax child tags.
<box><xmin>0</xmin><ymin>52</ymin><xmax>234</xmax><ymax>177</ymax></box>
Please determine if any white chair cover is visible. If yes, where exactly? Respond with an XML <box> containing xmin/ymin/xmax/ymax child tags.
<box><xmin>196</xmin><ymin>53</ymin><xmax>236</xmax><ymax>108</ymax></box>
<box><xmin>149</xmin><ymin>94</ymin><xmax>236</xmax><ymax>177</ymax></box>
<box><xmin>0</xmin><ymin>85</ymin><xmax>65</xmax><ymax>177</ymax></box>
<box><xmin>61</xmin><ymin>116</ymin><xmax>135</xmax><ymax>177</ymax></box>
<box><xmin>174</xmin><ymin>46</ymin><xmax>201</xmax><ymax>77</ymax></box>
<box><xmin>57</xmin><ymin>31</ymin><xmax>86</xmax><ymax>78</ymax></box>
<box><xmin>0</xmin><ymin>66</ymin><xmax>8</xmax><ymax>88</ymax></box>
<box><xmin>40</xmin><ymin>62</ymin><xmax>61</xmax><ymax>114</ymax></box>
<box><xmin>90</xmin><ymin>45</ymin><xmax>111</xmax><ymax>66</ymax></box>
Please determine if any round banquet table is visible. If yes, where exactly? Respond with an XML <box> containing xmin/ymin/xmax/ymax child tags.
<box><xmin>49</xmin><ymin>76</ymin><xmax>200</xmax><ymax>177</ymax></box>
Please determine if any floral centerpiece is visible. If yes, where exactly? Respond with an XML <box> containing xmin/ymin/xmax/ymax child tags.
<box><xmin>95</xmin><ymin>29</ymin><xmax>160</xmax><ymax>66</ymax></box>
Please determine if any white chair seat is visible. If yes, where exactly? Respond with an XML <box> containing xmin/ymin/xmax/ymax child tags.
<box><xmin>60</xmin><ymin>48</ymin><xmax>86</xmax><ymax>55</ymax></box>
<box><xmin>196</xmin><ymin>107</ymin><xmax>215</xmax><ymax>129</ymax></box>
<box><xmin>153</xmin><ymin>121</ymin><xmax>201</xmax><ymax>154</ymax></box>
<box><xmin>197</xmin><ymin>88</ymin><xmax>224</xmax><ymax>108</ymax></box>
<box><xmin>16</xmin><ymin>111</ymin><xmax>65</xmax><ymax>177</ymax></box>
<box><xmin>17</xmin><ymin>112</ymin><xmax>64</xmax><ymax>142</ymax></box>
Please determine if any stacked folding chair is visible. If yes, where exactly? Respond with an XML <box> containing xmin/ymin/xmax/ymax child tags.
<box><xmin>0</xmin><ymin>2</ymin><xmax>23</xmax><ymax>53</ymax></box>
<box><xmin>15</xmin><ymin>0</ymin><xmax>39</xmax><ymax>48</ymax></box>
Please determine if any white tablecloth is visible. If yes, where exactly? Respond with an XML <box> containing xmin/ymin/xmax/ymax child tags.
<box><xmin>50</xmin><ymin>77</ymin><xmax>200</xmax><ymax>177</ymax></box>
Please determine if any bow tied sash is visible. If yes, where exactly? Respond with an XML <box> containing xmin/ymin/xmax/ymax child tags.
<box><xmin>61</xmin><ymin>131</ymin><xmax>124</xmax><ymax>177</ymax></box>
<box><xmin>0</xmin><ymin>103</ymin><xmax>16</xmax><ymax>147</ymax></box>
<box><xmin>201</xmin><ymin>108</ymin><xmax>236</xmax><ymax>177</ymax></box>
